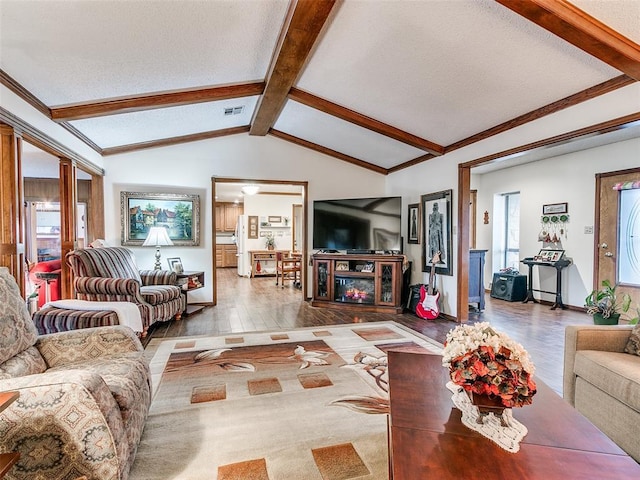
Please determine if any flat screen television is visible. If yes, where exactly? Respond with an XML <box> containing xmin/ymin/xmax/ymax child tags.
<box><xmin>313</xmin><ymin>196</ymin><xmax>402</xmax><ymax>252</ymax></box>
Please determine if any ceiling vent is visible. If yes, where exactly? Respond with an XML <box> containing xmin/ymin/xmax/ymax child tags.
<box><xmin>224</xmin><ymin>106</ymin><xmax>244</xmax><ymax>116</ymax></box>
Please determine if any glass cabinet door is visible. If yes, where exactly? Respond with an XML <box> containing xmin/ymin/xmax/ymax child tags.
<box><xmin>377</xmin><ymin>261</ymin><xmax>397</xmax><ymax>305</ymax></box>
<box><xmin>314</xmin><ymin>259</ymin><xmax>332</xmax><ymax>301</ymax></box>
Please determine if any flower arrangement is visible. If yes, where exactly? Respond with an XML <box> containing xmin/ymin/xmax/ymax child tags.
<box><xmin>442</xmin><ymin>322</ymin><xmax>537</xmax><ymax>408</ymax></box>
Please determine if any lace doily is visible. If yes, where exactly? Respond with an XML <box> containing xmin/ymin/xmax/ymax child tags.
<box><xmin>446</xmin><ymin>381</ymin><xmax>528</xmax><ymax>453</ymax></box>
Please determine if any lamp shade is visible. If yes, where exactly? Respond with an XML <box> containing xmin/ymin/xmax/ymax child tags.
<box><xmin>143</xmin><ymin>227</ymin><xmax>173</xmax><ymax>247</ymax></box>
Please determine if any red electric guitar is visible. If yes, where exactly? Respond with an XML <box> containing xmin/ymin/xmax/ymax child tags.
<box><xmin>416</xmin><ymin>251</ymin><xmax>441</xmax><ymax>320</ymax></box>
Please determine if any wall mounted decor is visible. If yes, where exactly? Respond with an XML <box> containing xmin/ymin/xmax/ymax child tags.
<box><xmin>407</xmin><ymin>203</ymin><xmax>420</xmax><ymax>244</ymax></box>
<box><xmin>542</xmin><ymin>202</ymin><xmax>568</xmax><ymax>215</ymax></box>
<box><xmin>248</xmin><ymin>215</ymin><xmax>259</xmax><ymax>239</ymax></box>
<box><xmin>120</xmin><ymin>191</ymin><xmax>200</xmax><ymax>246</ymax></box>
<box><xmin>421</xmin><ymin>189</ymin><xmax>453</xmax><ymax>276</ymax></box>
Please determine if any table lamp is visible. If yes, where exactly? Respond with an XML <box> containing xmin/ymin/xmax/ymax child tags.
<box><xmin>143</xmin><ymin>226</ymin><xmax>173</xmax><ymax>270</ymax></box>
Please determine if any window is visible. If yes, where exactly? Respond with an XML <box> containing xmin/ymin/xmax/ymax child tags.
<box><xmin>493</xmin><ymin>192</ymin><xmax>520</xmax><ymax>271</ymax></box>
<box><xmin>619</xmin><ymin>188</ymin><xmax>640</xmax><ymax>286</ymax></box>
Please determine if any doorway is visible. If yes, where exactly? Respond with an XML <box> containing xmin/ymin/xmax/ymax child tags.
<box><xmin>292</xmin><ymin>204</ymin><xmax>303</xmax><ymax>252</ymax></box>
<box><xmin>211</xmin><ymin>178</ymin><xmax>308</xmax><ymax>306</ymax></box>
<box><xmin>595</xmin><ymin>167</ymin><xmax>640</xmax><ymax>320</ymax></box>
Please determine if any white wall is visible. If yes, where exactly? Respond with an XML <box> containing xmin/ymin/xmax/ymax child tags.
<box><xmin>243</xmin><ymin>194</ymin><xmax>301</xmax><ymax>254</ymax></box>
<box><xmin>473</xmin><ymin>137</ymin><xmax>640</xmax><ymax>308</ymax></box>
<box><xmin>387</xmin><ymin>83</ymin><xmax>640</xmax><ymax>317</ymax></box>
<box><xmin>102</xmin><ymin>134</ymin><xmax>386</xmax><ymax>303</ymax></box>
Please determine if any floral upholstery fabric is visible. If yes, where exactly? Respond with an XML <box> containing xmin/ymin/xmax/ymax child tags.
<box><xmin>1</xmin><ymin>370</ymin><xmax>127</xmax><ymax>480</ymax></box>
<box><xmin>0</xmin><ymin>346</ymin><xmax>47</xmax><ymax>379</ymax></box>
<box><xmin>0</xmin><ymin>269</ymin><xmax>39</xmax><ymax>365</ymax></box>
<box><xmin>0</xmin><ymin>268</ymin><xmax>151</xmax><ymax>480</ymax></box>
<box><xmin>624</xmin><ymin>323</ymin><xmax>640</xmax><ymax>356</ymax></box>
<box><xmin>36</xmin><ymin>325</ymin><xmax>143</xmax><ymax>368</ymax></box>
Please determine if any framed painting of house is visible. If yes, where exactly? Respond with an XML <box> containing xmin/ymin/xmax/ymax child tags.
<box><xmin>120</xmin><ymin>191</ymin><xmax>200</xmax><ymax>246</ymax></box>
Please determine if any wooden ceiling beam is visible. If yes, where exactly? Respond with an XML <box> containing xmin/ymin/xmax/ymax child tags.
<box><xmin>250</xmin><ymin>0</ymin><xmax>338</xmax><ymax>136</ymax></box>
<box><xmin>447</xmin><ymin>74</ymin><xmax>635</xmax><ymax>153</ymax></box>
<box><xmin>102</xmin><ymin>126</ymin><xmax>250</xmax><ymax>156</ymax></box>
<box><xmin>496</xmin><ymin>0</ymin><xmax>640</xmax><ymax>80</ymax></box>
<box><xmin>461</xmin><ymin>111</ymin><xmax>640</xmax><ymax>169</ymax></box>
<box><xmin>269</xmin><ymin>129</ymin><xmax>388</xmax><ymax>175</ymax></box>
<box><xmin>50</xmin><ymin>82</ymin><xmax>265</xmax><ymax>121</ymax></box>
<box><xmin>289</xmin><ymin>88</ymin><xmax>444</xmax><ymax>155</ymax></box>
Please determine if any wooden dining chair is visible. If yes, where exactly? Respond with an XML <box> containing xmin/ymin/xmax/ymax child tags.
<box><xmin>276</xmin><ymin>251</ymin><xmax>301</xmax><ymax>288</ymax></box>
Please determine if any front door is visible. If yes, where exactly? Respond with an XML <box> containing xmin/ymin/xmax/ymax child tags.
<box><xmin>595</xmin><ymin>168</ymin><xmax>640</xmax><ymax>321</ymax></box>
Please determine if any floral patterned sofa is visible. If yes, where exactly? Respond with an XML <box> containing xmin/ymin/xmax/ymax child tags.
<box><xmin>0</xmin><ymin>267</ymin><xmax>151</xmax><ymax>480</ymax></box>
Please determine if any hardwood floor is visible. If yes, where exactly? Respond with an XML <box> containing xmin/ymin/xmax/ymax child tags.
<box><xmin>147</xmin><ymin>267</ymin><xmax>594</xmax><ymax>396</ymax></box>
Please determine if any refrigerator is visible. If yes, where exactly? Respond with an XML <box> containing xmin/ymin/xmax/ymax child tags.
<box><xmin>234</xmin><ymin>215</ymin><xmax>250</xmax><ymax>277</ymax></box>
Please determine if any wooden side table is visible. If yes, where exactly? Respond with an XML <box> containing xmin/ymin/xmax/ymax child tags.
<box><xmin>0</xmin><ymin>391</ymin><xmax>20</xmax><ymax>478</ymax></box>
<box><xmin>249</xmin><ymin>250</ymin><xmax>288</xmax><ymax>278</ymax></box>
<box><xmin>175</xmin><ymin>271</ymin><xmax>205</xmax><ymax>316</ymax></box>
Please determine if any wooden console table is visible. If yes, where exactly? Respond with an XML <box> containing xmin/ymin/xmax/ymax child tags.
<box><xmin>387</xmin><ymin>351</ymin><xmax>640</xmax><ymax>479</ymax></box>
<box><xmin>0</xmin><ymin>391</ymin><xmax>20</xmax><ymax>478</ymax></box>
<box><xmin>520</xmin><ymin>257</ymin><xmax>572</xmax><ymax>310</ymax></box>
<box><xmin>248</xmin><ymin>250</ymin><xmax>289</xmax><ymax>278</ymax></box>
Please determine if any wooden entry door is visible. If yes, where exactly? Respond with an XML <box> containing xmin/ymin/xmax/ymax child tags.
<box><xmin>595</xmin><ymin>168</ymin><xmax>640</xmax><ymax>320</ymax></box>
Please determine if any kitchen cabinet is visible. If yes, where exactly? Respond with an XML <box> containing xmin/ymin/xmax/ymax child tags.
<box><xmin>216</xmin><ymin>244</ymin><xmax>238</xmax><ymax>268</ymax></box>
<box><xmin>215</xmin><ymin>203</ymin><xmax>243</xmax><ymax>233</ymax></box>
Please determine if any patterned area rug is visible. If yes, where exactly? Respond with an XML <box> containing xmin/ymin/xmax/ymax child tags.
<box><xmin>130</xmin><ymin>322</ymin><xmax>442</xmax><ymax>480</ymax></box>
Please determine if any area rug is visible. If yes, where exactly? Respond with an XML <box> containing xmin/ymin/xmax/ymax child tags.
<box><xmin>129</xmin><ymin>322</ymin><xmax>442</xmax><ymax>480</ymax></box>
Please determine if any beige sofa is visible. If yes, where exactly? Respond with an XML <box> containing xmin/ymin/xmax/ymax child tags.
<box><xmin>564</xmin><ymin>325</ymin><xmax>640</xmax><ymax>463</ymax></box>
<box><xmin>0</xmin><ymin>267</ymin><xmax>151</xmax><ymax>480</ymax></box>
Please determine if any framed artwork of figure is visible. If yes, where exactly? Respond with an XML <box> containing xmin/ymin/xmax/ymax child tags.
<box><xmin>407</xmin><ymin>203</ymin><xmax>420</xmax><ymax>244</ymax></box>
<box><xmin>421</xmin><ymin>189</ymin><xmax>452</xmax><ymax>276</ymax></box>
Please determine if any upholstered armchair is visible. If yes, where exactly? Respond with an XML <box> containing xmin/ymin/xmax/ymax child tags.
<box><xmin>66</xmin><ymin>247</ymin><xmax>185</xmax><ymax>335</ymax></box>
<box><xmin>0</xmin><ymin>266</ymin><xmax>151</xmax><ymax>480</ymax></box>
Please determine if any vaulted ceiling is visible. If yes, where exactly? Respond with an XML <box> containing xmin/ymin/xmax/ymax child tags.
<box><xmin>1</xmin><ymin>0</ymin><xmax>639</xmax><ymax>175</ymax></box>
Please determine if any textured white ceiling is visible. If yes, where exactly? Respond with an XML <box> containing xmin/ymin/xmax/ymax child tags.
<box><xmin>0</xmin><ymin>0</ymin><xmax>287</xmax><ymax>104</ymax></box>
<box><xmin>70</xmin><ymin>96</ymin><xmax>259</xmax><ymax>148</ymax></box>
<box><xmin>572</xmin><ymin>0</ymin><xmax>640</xmax><ymax>43</ymax></box>
<box><xmin>274</xmin><ymin>100</ymin><xmax>425</xmax><ymax>168</ymax></box>
<box><xmin>1</xmin><ymin>0</ymin><xmax>638</xmax><ymax>173</ymax></box>
<box><xmin>297</xmin><ymin>0</ymin><xmax>620</xmax><ymax>146</ymax></box>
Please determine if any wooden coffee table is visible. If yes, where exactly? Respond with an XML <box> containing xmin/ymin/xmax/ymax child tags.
<box><xmin>388</xmin><ymin>351</ymin><xmax>640</xmax><ymax>479</ymax></box>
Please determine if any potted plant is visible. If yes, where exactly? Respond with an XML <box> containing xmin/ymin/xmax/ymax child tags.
<box><xmin>265</xmin><ymin>232</ymin><xmax>275</xmax><ymax>251</ymax></box>
<box><xmin>585</xmin><ymin>280</ymin><xmax>633</xmax><ymax>325</ymax></box>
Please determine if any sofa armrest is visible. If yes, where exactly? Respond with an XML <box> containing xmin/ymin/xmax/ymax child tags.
<box><xmin>563</xmin><ymin>325</ymin><xmax>633</xmax><ymax>406</ymax></box>
<box><xmin>74</xmin><ymin>276</ymin><xmax>145</xmax><ymax>303</ymax></box>
<box><xmin>0</xmin><ymin>370</ymin><xmax>127</xmax><ymax>480</ymax></box>
<box><xmin>139</xmin><ymin>269</ymin><xmax>177</xmax><ymax>286</ymax></box>
<box><xmin>36</xmin><ymin>325</ymin><xmax>143</xmax><ymax>368</ymax></box>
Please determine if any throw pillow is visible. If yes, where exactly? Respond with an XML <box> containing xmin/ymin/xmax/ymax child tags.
<box><xmin>624</xmin><ymin>323</ymin><xmax>640</xmax><ymax>356</ymax></box>
<box><xmin>0</xmin><ymin>267</ymin><xmax>39</xmax><ymax>365</ymax></box>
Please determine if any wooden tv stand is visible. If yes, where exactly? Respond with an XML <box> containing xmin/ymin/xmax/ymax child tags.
<box><xmin>311</xmin><ymin>253</ymin><xmax>405</xmax><ymax>313</ymax></box>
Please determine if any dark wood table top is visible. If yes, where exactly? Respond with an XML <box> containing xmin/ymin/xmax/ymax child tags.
<box><xmin>388</xmin><ymin>351</ymin><xmax>640</xmax><ymax>479</ymax></box>
<box><xmin>0</xmin><ymin>392</ymin><xmax>20</xmax><ymax>478</ymax></box>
